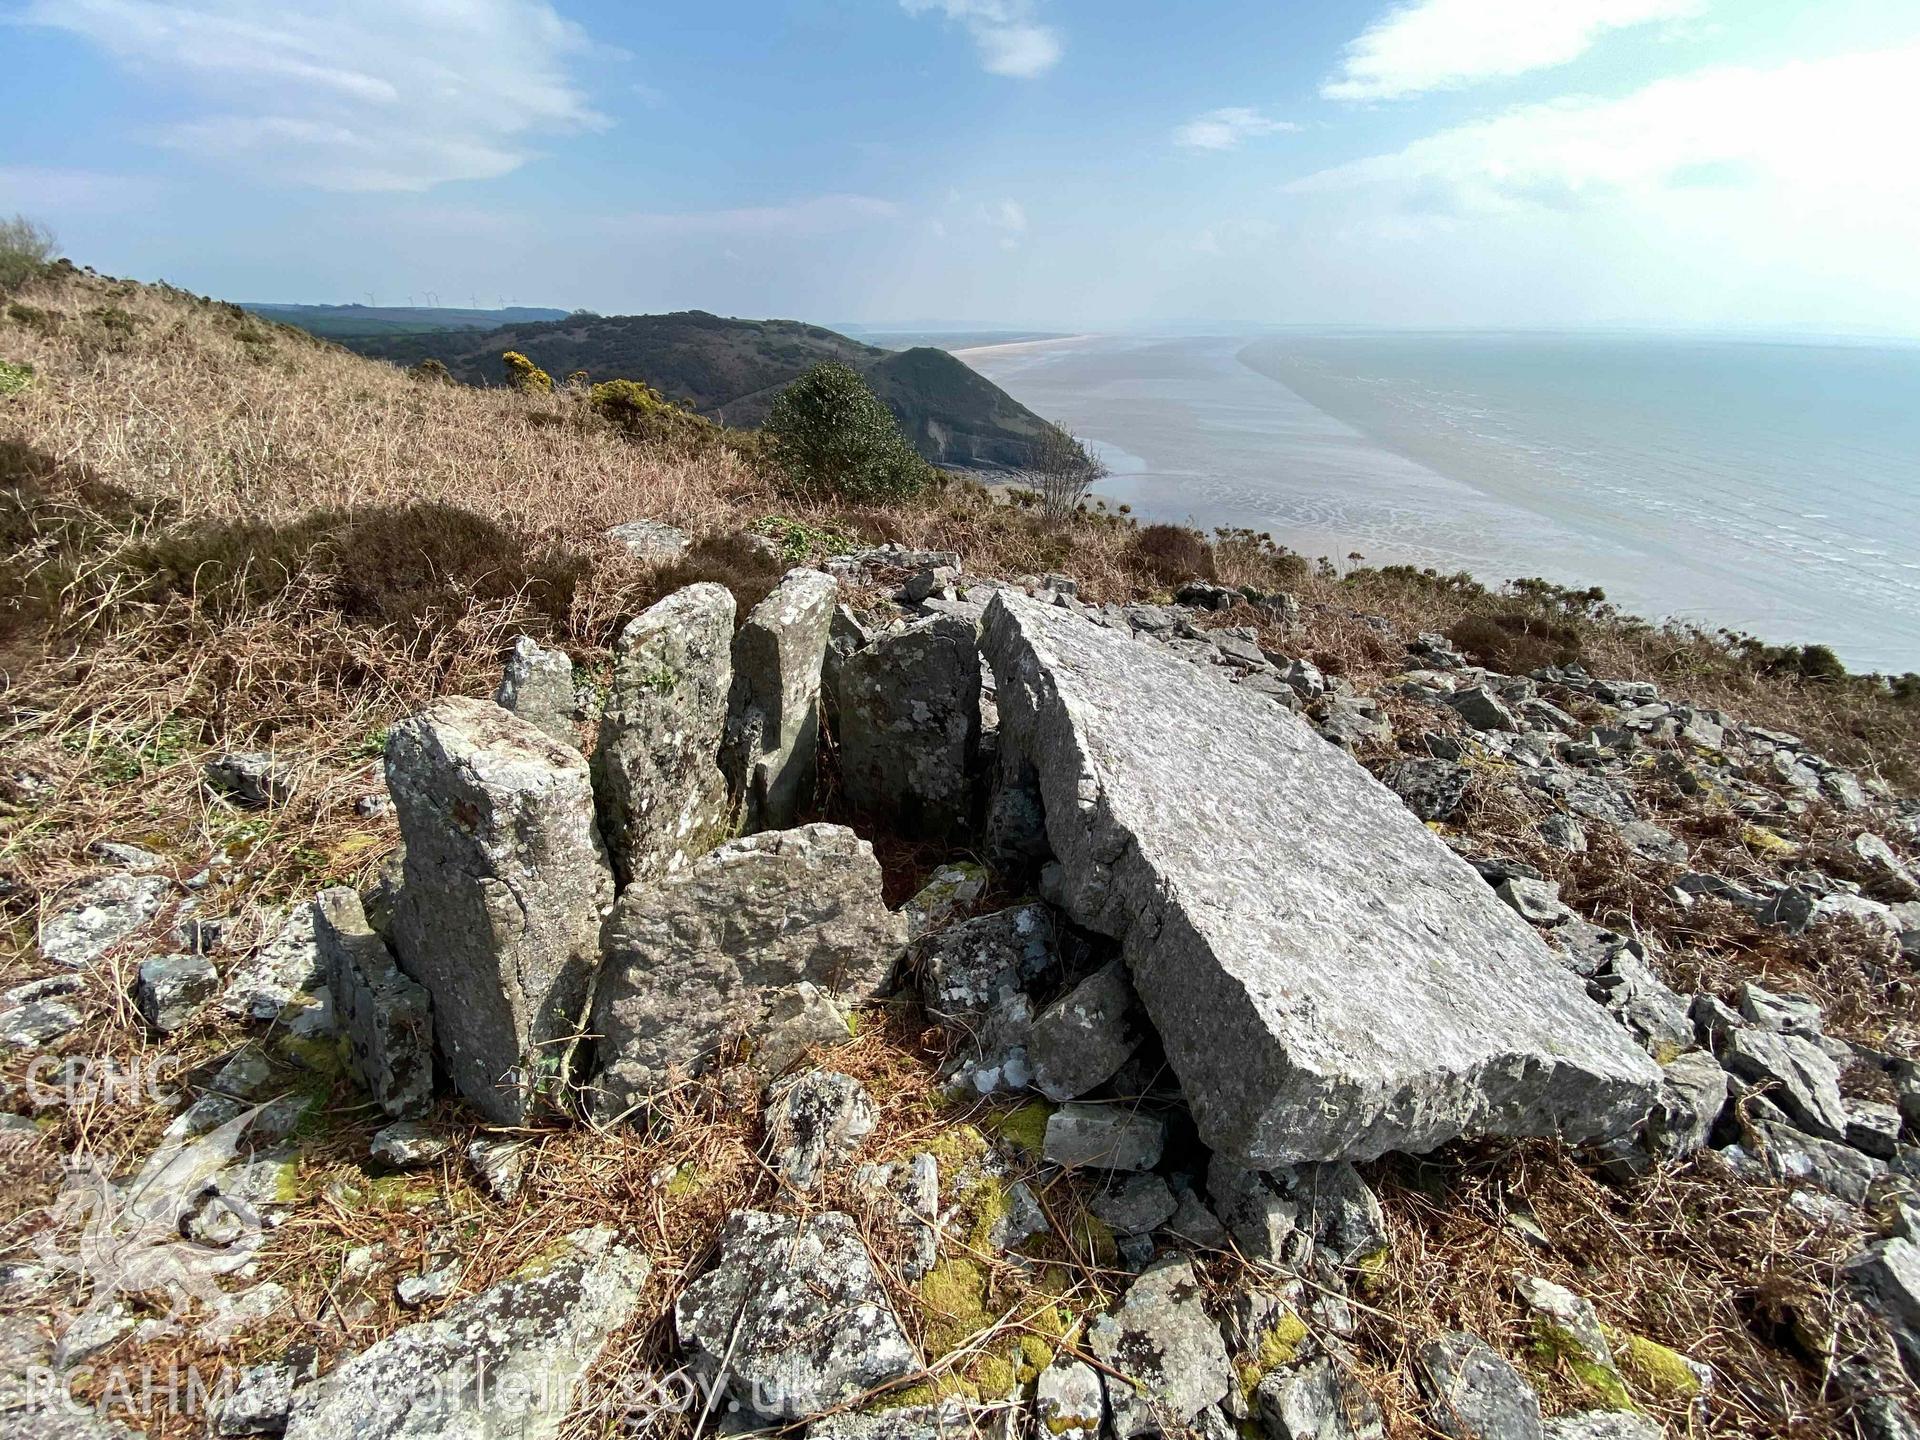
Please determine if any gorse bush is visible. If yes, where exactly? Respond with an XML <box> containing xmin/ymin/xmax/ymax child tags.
<box><xmin>0</xmin><ymin>215</ymin><xmax>56</xmax><ymax>291</ymax></box>
<box><xmin>764</xmin><ymin>362</ymin><xmax>932</xmax><ymax>503</ymax></box>
<box><xmin>502</xmin><ymin>350</ymin><xmax>553</xmax><ymax>394</ymax></box>
<box><xmin>1125</xmin><ymin>522</ymin><xmax>1215</xmax><ymax>587</ymax></box>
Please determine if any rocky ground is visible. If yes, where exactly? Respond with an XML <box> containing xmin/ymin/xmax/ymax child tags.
<box><xmin>4</xmin><ymin>536</ymin><xmax>1919</xmax><ymax>1440</ymax></box>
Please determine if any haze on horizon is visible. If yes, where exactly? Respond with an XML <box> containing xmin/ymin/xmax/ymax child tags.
<box><xmin>5</xmin><ymin>0</ymin><xmax>1919</xmax><ymax>337</ymax></box>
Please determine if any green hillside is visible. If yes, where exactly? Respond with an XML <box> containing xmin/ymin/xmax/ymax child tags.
<box><xmin>244</xmin><ymin>302</ymin><xmax>571</xmax><ymax>340</ymax></box>
<box><xmin>348</xmin><ymin>309</ymin><xmax>1057</xmax><ymax>471</ymax></box>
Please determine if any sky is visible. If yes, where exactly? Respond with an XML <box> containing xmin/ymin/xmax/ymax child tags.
<box><xmin>5</xmin><ymin>0</ymin><xmax>1920</xmax><ymax>331</ymax></box>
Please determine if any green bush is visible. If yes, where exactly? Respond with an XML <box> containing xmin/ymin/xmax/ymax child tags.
<box><xmin>502</xmin><ymin>350</ymin><xmax>552</xmax><ymax>394</ymax></box>
<box><xmin>0</xmin><ymin>360</ymin><xmax>32</xmax><ymax>397</ymax></box>
<box><xmin>409</xmin><ymin>358</ymin><xmax>453</xmax><ymax>384</ymax></box>
<box><xmin>763</xmin><ymin>362</ymin><xmax>932</xmax><ymax>503</ymax></box>
<box><xmin>0</xmin><ymin>216</ymin><xmax>56</xmax><ymax>291</ymax></box>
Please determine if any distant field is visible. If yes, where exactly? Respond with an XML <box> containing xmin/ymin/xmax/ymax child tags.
<box><xmin>243</xmin><ymin>302</ymin><xmax>570</xmax><ymax>340</ymax></box>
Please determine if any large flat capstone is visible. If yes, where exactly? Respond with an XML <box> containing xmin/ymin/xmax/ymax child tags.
<box><xmin>981</xmin><ymin>592</ymin><xmax>1660</xmax><ymax>1164</ymax></box>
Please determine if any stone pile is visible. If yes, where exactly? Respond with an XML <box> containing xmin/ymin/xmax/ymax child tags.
<box><xmin>16</xmin><ymin>535</ymin><xmax>1920</xmax><ymax>1440</ymax></box>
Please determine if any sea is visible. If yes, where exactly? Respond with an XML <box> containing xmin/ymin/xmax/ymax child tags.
<box><xmin>954</xmin><ymin>332</ymin><xmax>1920</xmax><ymax>674</ymax></box>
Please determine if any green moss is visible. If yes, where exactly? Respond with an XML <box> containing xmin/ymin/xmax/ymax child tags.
<box><xmin>1349</xmin><ymin>1243</ymin><xmax>1391</xmax><ymax>1295</ymax></box>
<box><xmin>1611</xmin><ymin>1330</ymin><xmax>1702</xmax><ymax>1400</ymax></box>
<box><xmin>1531</xmin><ymin>1320</ymin><xmax>1635</xmax><ymax>1410</ymax></box>
<box><xmin>1236</xmin><ymin>1308</ymin><xmax>1311</xmax><ymax>1402</ymax></box>
<box><xmin>985</xmin><ymin>1100</ymin><xmax>1053</xmax><ymax>1159</ymax></box>
<box><xmin>663</xmin><ymin>1163</ymin><xmax>706</xmax><ymax>1200</ymax></box>
<box><xmin>922</xmin><ymin>1123</ymin><xmax>990</xmax><ymax>1173</ymax></box>
<box><xmin>274</xmin><ymin>1033</ymin><xmax>345</xmax><ymax>1077</ymax></box>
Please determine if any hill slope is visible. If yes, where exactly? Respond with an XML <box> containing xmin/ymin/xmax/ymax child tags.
<box><xmin>245</xmin><ymin>302</ymin><xmax>570</xmax><ymax>340</ymax></box>
<box><xmin>347</xmin><ymin>309</ymin><xmax>1058</xmax><ymax>472</ymax></box>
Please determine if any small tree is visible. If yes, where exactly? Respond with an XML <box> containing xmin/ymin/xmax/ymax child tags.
<box><xmin>1017</xmin><ymin>424</ymin><xmax>1107</xmax><ymax>523</ymax></box>
<box><xmin>764</xmin><ymin>363</ymin><xmax>931</xmax><ymax>503</ymax></box>
<box><xmin>0</xmin><ymin>215</ymin><xmax>57</xmax><ymax>290</ymax></box>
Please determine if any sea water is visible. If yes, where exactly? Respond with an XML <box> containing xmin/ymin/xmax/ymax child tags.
<box><xmin>958</xmin><ymin>332</ymin><xmax>1920</xmax><ymax>673</ymax></box>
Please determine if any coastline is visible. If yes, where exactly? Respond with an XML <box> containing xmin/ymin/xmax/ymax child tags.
<box><xmin>947</xmin><ymin>332</ymin><xmax>1104</xmax><ymax>361</ymax></box>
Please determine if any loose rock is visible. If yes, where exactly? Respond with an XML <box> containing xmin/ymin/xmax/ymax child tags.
<box><xmin>1090</xmin><ymin>1258</ymin><xmax>1234</xmax><ymax>1437</ymax></box>
<box><xmin>39</xmin><ymin>873</ymin><xmax>170</xmax><ymax>969</ymax></box>
<box><xmin>1043</xmin><ymin>1104</ymin><xmax>1166</xmax><ymax>1171</ymax></box>
<box><xmin>762</xmin><ymin>1069</ymin><xmax>876</xmax><ymax>1189</ymax></box>
<box><xmin>1418</xmin><ymin>1330</ymin><xmax>1543</xmax><ymax>1440</ymax></box>
<box><xmin>1028</xmin><ymin>959</ymin><xmax>1143</xmax><ymax>1101</ymax></box>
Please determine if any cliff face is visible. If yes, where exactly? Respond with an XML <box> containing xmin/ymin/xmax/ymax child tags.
<box><xmin>346</xmin><ymin>312</ymin><xmax>1054</xmax><ymax>472</ymax></box>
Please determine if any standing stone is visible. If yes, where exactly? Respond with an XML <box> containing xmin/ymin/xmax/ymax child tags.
<box><xmin>315</xmin><ymin>887</ymin><xmax>433</xmax><ymax>1119</ymax></box>
<box><xmin>386</xmin><ymin>698</ymin><xmax>613</xmax><ymax>1125</ymax></box>
<box><xmin>590</xmin><ymin>825</ymin><xmax>904</xmax><ymax>1119</ymax></box>
<box><xmin>284</xmin><ymin>1227</ymin><xmax>649</xmax><ymax>1440</ymax></box>
<box><xmin>494</xmin><ymin>635</ymin><xmax>577</xmax><ymax>747</ymax></box>
<box><xmin>675</xmin><ymin>1210</ymin><xmax>915</xmax><ymax>1420</ymax></box>
<box><xmin>724</xmin><ymin>568</ymin><xmax>837</xmax><ymax>831</ymax></box>
<box><xmin>982</xmin><ymin>593</ymin><xmax>1660</xmax><ymax>1165</ymax></box>
<box><xmin>1089</xmin><ymin>1258</ymin><xmax>1233</xmax><ymax>1437</ymax></box>
<box><xmin>834</xmin><ymin>613</ymin><xmax>981</xmax><ymax>838</ymax></box>
<box><xmin>593</xmin><ymin>583</ymin><xmax>735</xmax><ymax>886</ymax></box>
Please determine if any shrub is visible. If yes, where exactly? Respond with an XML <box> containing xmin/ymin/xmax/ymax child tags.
<box><xmin>650</xmin><ymin>530</ymin><xmax>790</xmax><ymax>619</ymax></box>
<box><xmin>1448</xmin><ymin>610</ymin><xmax>1582</xmax><ymax>672</ymax></box>
<box><xmin>0</xmin><ymin>215</ymin><xmax>56</xmax><ymax>291</ymax></box>
<box><xmin>1125</xmin><ymin>523</ymin><xmax>1215</xmax><ymax>587</ymax></box>
<box><xmin>409</xmin><ymin>358</ymin><xmax>453</xmax><ymax>384</ymax></box>
<box><xmin>0</xmin><ymin>360</ymin><xmax>32</xmax><ymax>397</ymax></box>
<box><xmin>589</xmin><ymin>377</ymin><xmax>673</xmax><ymax>433</ymax></box>
<box><xmin>1016</xmin><ymin>424</ymin><xmax>1107</xmax><ymax>523</ymax></box>
<box><xmin>501</xmin><ymin>350</ymin><xmax>552</xmax><ymax>394</ymax></box>
<box><xmin>763</xmin><ymin>362</ymin><xmax>932</xmax><ymax>503</ymax></box>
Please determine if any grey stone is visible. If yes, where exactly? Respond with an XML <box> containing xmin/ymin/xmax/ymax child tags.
<box><xmin>1856</xmin><ymin>833</ymin><xmax>1920</xmax><ymax>901</ymax></box>
<box><xmin>1417</xmin><ymin>1330</ymin><xmax>1542</xmax><ymax>1440</ymax></box>
<box><xmin>0</xmin><ymin>999</ymin><xmax>83</xmax><ymax>1048</ymax></box>
<box><xmin>1093</xmin><ymin>1174</ymin><xmax>1179</xmax><ymax>1235</ymax></box>
<box><xmin>724</xmin><ymin>568</ymin><xmax>837</xmax><ymax>830</ymax></box>
<box><xmin>217</xmin><ymin>904</ymin><xmax>322</xmax><ymax>1021</ymax></box>
<box><xmin>981</xmin><ymin>592</ymin><xmax>1659</xmax><ymax>1165</ymax></box>
<box><xmin>1540</xmin><ymin>1415</ymin><xmax>1661</xmax><ymax>1440</ymax></box>
<box><xmin>1718</xmin><ymin>1027</ymin><xmax>1849</xmax><ymax>1143</ymax></box>
<box><xmin>395</xmin><ymin>1264</ymin><xmax>459</xmax><ymax>1308</ymax></box>
<box><xmin>1516</xmin><ymin>1278</ymin><xmax>1625</xmax><ymax>1402</ymax></box>
<box><xmin>134</xmin><ymin>953</ymin><xmax>217</xmax><ymax>1033</ymax></box>
<box><xmin>1644</xmin><ymin>1051</ymin><xmax>1728</xmax><ymax>1161</ymax></box>
<box><xmin>315</xmin><ymin>886</ymin><xmax>433</xmax><ymax>1119</ymax></box>
<box><xmin>675</xmin><ymin>1210</ymin><xmax>914</xmax><ymax>1420</ymax></box>
<box><xmin>591</xmin><ymin>825</ymin><xmax>902</xmax><ymax>1118</ymax></box>
<box><xmin>605</xmin><ymin>518</ymin><xmax>690</xmax><ymax>561</ymax></box>
<box><xmin>1586</xmin><ymin>946</ymin><xmax>1694</xmax><ymax>1062</ymax></box>
<box><xmin>216</xmin><ymin>1360</ymin><xmax>297</xmax><ymax>1435</ymax></box>
<box><xmin>807</xmin><ymin>1403</ymin><xmax>985</xmax><ymax>1439</ymax></box>
<box><xmin>369</xmin><ymin>1121</ymin><xmax>449</xmax><ymax>1169</ymax></box>
<box><xmin>1208</xmin><ymin>1159</ymin><xmax>1299</xmax><ymax>1262</ymax></box>
<box><xmin>1029</xmin><ymin>960</ymin><xmax>1143</xmax><ymax>1101</ymax></box>
<box><xmin>1848</xmin><ymin>1237</ymin><xmax>1920</xmax><ymax>1377</ymax></box>
<box><xmin>1090</xmin><ymin>1258</ymin><xmax>1233</xmax><ymax>1437</ymax></box>
<box><xmin>1254</xmin><ymin>1356</ymin><xmax>1386</xmax><ymax>1440</ymax></box>
<box><xmin>206</xmin><ymin>751</ymin><xmax>294</xmax><ymax>809</ymax></box>
<box><xmin>1744</xmin><ymin>1117</ymin><xmax>1880</xmax><ymax>1204</ymax></box>
<box><xmin>1164</xmin><ymin>1187</ymin><xmax>1233</xmax><ymax>1250</ymax></box>
<box><xmin>752</xmin><ymin>981</ymin><xmax>852</xmax><ymax>1077</ymax></box>
<box><xmin>1450</xmin><ymin>686</ymin><xmax>1520</xmax><ymax>733</ymax></box>
<box><xmin>1847</xmin><ymin>1099</ymin><xmax>1903</xmax><ymax>1160</ymax></box>
<box><xmin>852</xmin><ymin>1153</ymin><xmax>940</xmax><ymax>1281</ymax></box>
<box><xmin>899</xmin><ymin>862</ymin><xmax>989</xmax><ymax>940</ymax></box>
<box><xmin>834</xmin><ymin>613</ymin><xmax>981</xmax><ymax>838</ymax></box>
<box><xmin>284</xmin><ymin>1227</ymin><xmax>648</xmax><ymax>1440</ymax></box>
<box><xmin>919</xmin><ymin>903</ymin><xmax>1058</xmax><ymax>1026</ymax></box>
<box><xmin>1044</xmin><ymin>1104</ymin><xmax>1166</xmax><ymax>1171</ymax></box>
<box><xmin>1383</xmin><ymin>759</ymin><xmax>1472</xmax><ymax>822</ymax></box>
<box><xmin>1315</xmin><ymin>694</ymin><xmax>1393</xmax><ymax>748</ymax></box>
<box><xmin>38</xmin><ymin>873</ymin><xmax>169</xmax><ymax>968</ymax></box>
<box><xmin>1736</xmin><ymin>982</ymin><xmax>1823</xmax><ymax>1038</ymax></box>
<box><xmin>762</xmin><ymin>1070</ymin><xmax>875</xmax><ymax>1189</ymax></box>
<box><xmin>494</xmin><ymin>635</ymin><xmax>577</xmax><ymax>747</ymax></box>
<box><xmin>467</xmin><ymin>1137</ymin><xmax>527</xmax><ymax>1201</ymax></box>
<box><xmin>1034</xmin><ymin>1353</ymin><xmax>1105</xmax><ymax>1440</ymax></box>
<box><xmin>1495</xmin><ymin>877</ymin><xmax>1574</xmax><ymax>927</ymax></box>
<box><xmin>593</xmin><ymin>583</ymin><xmax>735</xmax><ymax>885</ymax></box>
<box><xmin>1614</xmin><ymin>821</ymin><xmax>1687</xmax><ymax>867</ymax></box>
<box><xmin>386</xmin><ymin>697</ymin><xmax>614</xmax><ymax>1124</ymax></box>
<box><xmin>1272</xmin><ymin>1162</ymin><xmax>1389</xmax><ymax>1268</ymax></box>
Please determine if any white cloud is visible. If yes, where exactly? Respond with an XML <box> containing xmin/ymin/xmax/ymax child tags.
<box><xmin>1292</xmin><ymin>45</ymin><xmax>1920</xmax><ymax>220</ymax></box>
<box><xmin>901</xmin><ymin>0</ymin><xmax>1063</xmax><ymax>79</ymax></box>
<box><xmin>614</xmin><ymin>195</ymin><xmax>903</xmax><ymax>240</ymax></box>
<box><xmin>1324</xmin><ymin>0</ymin><xmax>1703</xmax><ymax>101</ymax></box>
<box><xmin>1174</xmin><ymin>107</ymin><xmax>1298</xmax><ymax>151</ymax></box>
<box><xmin>0</xmin><ymin>165</ymin><xmax>162</xmax><ymax>214</ymax></box>
<box><xmin>21</xmin><ymin>0</ymin><xmax>604</xmax><ymax>191</ymax></box>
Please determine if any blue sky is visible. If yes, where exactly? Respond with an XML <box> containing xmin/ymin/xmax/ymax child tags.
<box><xmin>5</xmin><ymin>0</ymin><xmax>1920</xmax><ymax>330</ymax></box>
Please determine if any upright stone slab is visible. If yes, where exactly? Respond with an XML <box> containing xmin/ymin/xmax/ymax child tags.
<box><xmin>590</xmin><ymin>824</ymin><xmax>905</xmax><ymax>1119</ymax></box>
<box><xmin>314</xmin><ymin>886</ymin><xmax>433</xmax><ymax>1118</ymax></box>
<box><xmin>593</xmin><ymin>582</ymin><xmax>734</xmax><ymax>886</ymax></box>
<box><xmin>386</xmin><ymin>698</ymin><xmax>614</xmax><ymax>1124</ymax></box>
<box><xmin>494</xmin><ymin>635</ymin><xmax>577</xmax><ymax>747</ymax></box>
<box><xmin>981</xmin><ymin>592</ymin><xmax>1660</xmax><ymax>1165</ymax></box>
<box><xmin>724</xmin><ymin>567</ymin><xmax>837</xmax><ymax>831</ymax></box>
<box><xmin>833</xmin><ymin>612</ymin><xmax>981</xmax><ymax>837</ymax></box>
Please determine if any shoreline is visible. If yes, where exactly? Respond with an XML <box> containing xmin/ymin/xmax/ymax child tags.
<box><xmin>947</xmin><ymin>332</ymin><xmax>1104</xmax><ymax>361</ymax></box>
